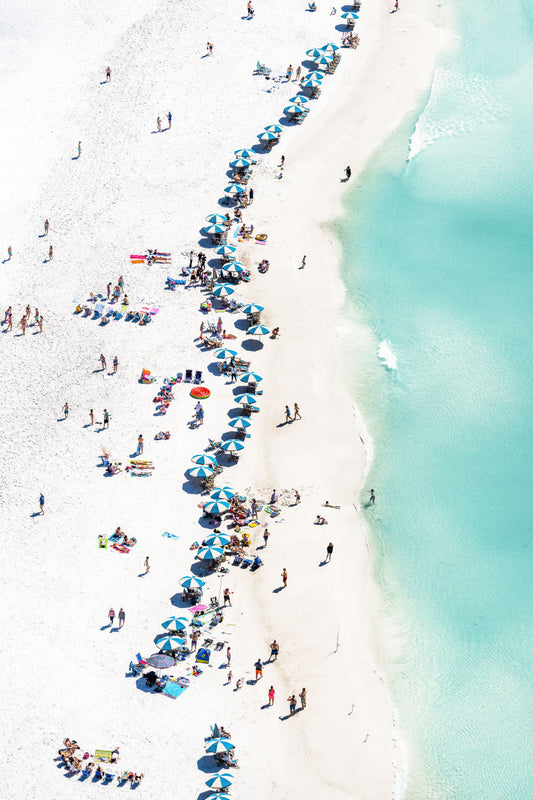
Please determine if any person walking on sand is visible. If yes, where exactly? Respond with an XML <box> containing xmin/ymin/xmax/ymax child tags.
<box><xmin>103</xmin><ymin>408</ymin><xmax>110</xmax><ymax>429</ymax></box>
<box><xmin>108</xmin><ymin>607</ymin><xmax>115</xmax><ymax>627</ymax></box>
<box><xmin>191</xmin><ymin>630</ymin><xmax>199</xmax><ymax>650</ymax></box>
<box><xmin>223</xmin><ymin>588</ymin><xmax>231</xmax><ymax>606</ymax></box>
<box><xmin>255</xmin><ymin>658</ymin><xmax>263</xmax><ymax>681</ymax></box>
<box><xmin>78</xmin><ymin>141</ymin><xmax>81</xmax><ymax>158</ymax></box>
<box><xmin>301</xmin><ymin>255</ymin><xmax>306</xmax><ymax>268</ymax></box>
<box><xmin>39</xmin><ymin>492</ymin><xmax>45</xmax><ymax>515</ymax></box>
<box><xmin>285</xmin><ymin>405</ymin><xmax>292</xmax><ymax>424</ymax></box>
<box><xmin>268</xmin><ymin>686</ymin><xmax>275</xmax><ymax>706</ymax></box>
<box><xmin>269</xmin><ymin>639</ymin><xmax>279</xmax><ymax>660</ymax></box>
<box><xmin>286</xmin><ymin>64</ymin><xmax>293</xmax><ymax>81</ymax></box>
<box><xmin>63</xmin><ymin>402</ymin><xmax>69</xmax><ymax>419</ymax></box>
<box><xmin>226</xmin><ymin>646</ymin><xmax>231</xmax><ymax>666</ymax></box>
<box><xmin>113</xmin><ymin>355</ymin><xmax>119</xmax><ymax>373</ymax></box>
<box><xmin>118</xmin><ymin>608</ymin><xmax>125</xmax><ymax>628</ymax></box>
<box><xmin>48</xmin><ymin>244</ymin><xmax>53</xmax><ymax>260</ymax></box>
<box><xmin>157</xmin><ymin>116</ymin><xmax>162</xmax><ymax>132</ymax></box>
<box><xmin>288</xmin><ymin>694</ymin><xmax>297</xmax><ymax>716</ymax></box>
<box><xmin>263</xmin><ymin>528</ymin><xmax>270</xmax><ymax>547</ymax></box>
<box><xmin>167</xmin><ymin>111</ymin><xmax>172</xmax><ymax>129</ymax></box>
<box><xmin>7</xmin><ymin>311</ymin><xmax>12</xmax><ymax>331</ymax></box>
<box><xmin>369</xmin><ymin>489</ymin><xmax>375</xmax><ymax>504</ymax></box>
<box><xmin>137</xmin><ymin>434</ymin><xmax>144</xmax><ymax>454</ymax></box>
<box><xmin>251</xmin><ymin>499</ymin><xmax>258</xmax><ymax>519</ymax></box>
<box><xmin>20</xmin><ymin>316</ymin><xmax>27</xmax><ymax>335</ymax></box>
<box><xmin>107</xmin><ymin>282</ymin><xmax>112</xmax><ymax>300</ymax></box>
<box><xmin>7</xmin><ymin>246</ymin><xmax>12</xmax><ymax>260</ymax></box>
<box><xmin>44</xmin><ymin>219</ymin><xmax>49</xmax><ymax>235</ymax></box>
<box><xmin>326</xmin><ymin>542</ymin><xmax>334</xmax><ymax>562</ymax></box>
<box><xmin>392</xmin><ymin>0</ymin><xmax>399</xmax><ymax>10</ymax></box>
<box><xmin>207</xmin><ymin>42</ymin><xmax>213</xmax><ymax>55</ymax></box>
<box><xmin>281</xmin><ymin>568</ymin><xmax>287</xmax><ymax>588</ymax></box>
<box><xmin>299</xmin><ymin>688</ymin><xmax>307</xmax><ymax>709</ymax></box>
<box><xmin>295</xmin><ymin>65</ymin><xmax>301</xmax><ymax>81</ymax></box>
<box><xmin>144</xmin><ymin>556</ymin><xmax>150</xmax><ymax>574</ymax></box>
<box><xmin>345</xmin><ymin>165</ymin><xmax>352</xmax><ymax>180</ymax></box>
<box><xmin>38</xmin><ymin>315</ymin><xmax>43</xmax><ymax>333</ymax></box>
<box><xmin>227</xmin><ymin>670</ymin><xmax>233</xmax><ymax>684</ymax></box>
<box><xmin>105</xmin><ymin>66</ymin><xmax>111</xmax><ymax>82</ymax></box>
<box><xmin>294</xmin><ymin>489</ymin><xmax>301</xmax><ymax>504</ymax></box>
<box><xmin>100</xmin><ymin>353</ymin><xmax>106</xmax><ymax>371</ymax></box>
<box><xmin>89</xmin><ymin>409</ymin><xmax>94</xmax><ymax>426</ymax></box>
<box><xmin>293</xmin><ymin>403</ymin><xmax>301</xmax><ymax>420</ymax></box>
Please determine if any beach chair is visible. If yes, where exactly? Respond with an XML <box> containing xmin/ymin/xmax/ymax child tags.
<box><xmin>184</xmin><ymin>369</ymin><xmax>193</xmax><ymax>382</ymax></box>
<box><xmin>233</xmin><ymin>554</ymin><xmax>243</xmax><ymax>566</ymax></box>
<box><xmin>193</xmin><ymin>370</ymin><xmax>203</xmax><ymax>384</ymax></box>
<box><xmin>255</xmin><ymin>61</ymin><xmax>272</xmax><ymax>76</ymax></box>
<box><xmin>241</xmin><ymin>557</ymin><xmax>253</xmax><ymax>568</ymax></box>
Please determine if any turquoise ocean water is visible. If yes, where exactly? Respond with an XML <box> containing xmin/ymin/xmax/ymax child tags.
<box><xmin>338</xmin><ymin>1</ymin><xmax>533</xmax><ymax>797</ymax></box>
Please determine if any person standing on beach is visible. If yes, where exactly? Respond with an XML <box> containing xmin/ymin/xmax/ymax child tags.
<box><xmin>144</xmin><ymin>556</ymin><xmax>150</xmax><ymax>574</ymax></box>
<box><xmin>300</xmin><ymin>255</ymin><xmax>306</xmax><ymax>268</ymax></box>
<box><xmin>191</xmin><ymin>630</ymin><xmax>199</xmax><ymax>650</ymax></box>
<box><xmin>105</xmin><ymin>66</ymin><xmax>111</xmax><ymax>82</ymax></box>
<box><xmin>39</xmin><ymin>492</ymin><xmax>45</xmax><ymax>515</ymax></box>
<box><xmin>286</xmin><ymin>64</ymin><xmax>293</xmax><ymax>81</ymax></box>
<box><xmin>285</xmin><ymin>405</ymin><xmax>292</xmax><ymax>423</ymax></box>
<box><xmin>100</xmin><ymin>353</ymin><xmax>106</xmax><ymax>371</ymax></box>
<box><xmin>167</xmin><ymin>111</ymin><xmax>172</xmax><ymax>129</ymax></box>
<box><xmin>7</xmin><ymin>311</ymin><xmax>12</xmax><ymax>331</ymax></box>
<box><xmin>78</xmin><ymin>141</ymin><xmax>81</xmax><ymax>158</ymax></box>
<box><xmin>89</xmin><ymin>409</ymin><xmax>94</xmax><ymax>426</ymax></box>
<box><xmin>107</xmin><ymin>282</ymin><xmax>112</xmax><ymax>300</ymax></box>
<box><xmin>103</xmin><ymin>409</ymin><xmax>110</xmax><ymax>429</ymax></box>
<box><xmin>269</xmin><ymin>639</ymin><xmax>279</xmax><ymax>660</ymax></box>
<box><xmin>294</xmin><ymin>489</ymin><xmax>301</xmax><ymax>504</ymax></box>
<box><xmin>113</xmin><ymin>356</ymin><xmax>119</xmax><ymax>373</ymax></box>
<box><xmin>287</xmin><ymin>694</ymin><xmax>297</xmax><ymax>716</ymax></box>
<box><xmin>251</xmin><ymin>499</ymin><xmax>258</xmax><ymax>519</ymax></box>
<box><xmin>369</xmin><ymin>489</ymin><xmax>375</xmax><ymax>504</ymax></box>
<box><xmin>263</xmin><ymin>528</ymin><xmax>270</xmax><ymax>547</ymax></box>
<box><xmin>20</xmin><ymin>316</ymin><xmax>27</xmax><ymax>335</ymax></box>
<box><xmin>44</xmin><ymin>219</ymin><xmax>49</xmax><ymax>235</ymax></box>
<box><xmin>268</xmin><ymin>686</ymin><xmax>275</xmax><ymax>706</ymax></box>
<box><xmin>48</xmin><ymin>245</ymin><xmax>53</xmax><ymax>260</ymax></box>
<box><xmin>326</xmin><ymin>542</ymin><xmax>334</xmax><ymax>562</ymax></box>
<box><xmin>108</xmin><ymin>608</ymin><xmax>115</xmax><ymax>627</ymax></box>
<box><xmin>281</xmin><ymin>568</ymin><xmax>287</xmax><ymax>588</ymax></box>
<box><xmin>7</xmin><ymin>246</ymin><xmax>12</xmax><ymax>260</ymax></box>
<box><xmin>38</xmin><ymin>315</ymin><xmax>43</xmax><ymax>333</ymax></box>
<box><xmin>63</xmin><ymin>402</ymin><xmax>69</xmax><ymax>419</ymax></box>
<box><xmin>137</xmin><ymin>434</ymin><xmax>144</xmax><ymax>454</ymax></box>
<box><xmin>255</xmin><ymin>658</ymin><xmax>263</xmax><ymax>681</ymax></box>
<box><xmin>299</xmin><ymin>688</ymin><xmax>307</xmax><ymax>709</ymax></box>
<box><xmin>392</xmin><ymin>0</ymin><xmax>399</xmax><ymax>10</ymax></box>
<box><xmin>207</xmin><ymin>42</ymin><xmax>213</xmax><ymax>55</ymax></box>
<box><xmin>189</xmin><ymin>251</ymin><xmax>194</xmax><ymax>268</ymax></box>
<box><xmin>345</xmin><ymin>165</ymin><xmax>351</xmax><ymax>180</ymax></box>
<box><xmin>293</xmin><ymin>403</ymin><xmax>301</xmax><ymax>420</ymax></box>
<box><xmin>295</xmin><ymin>66</ymin><xmax>301</xmax><ymax>81</ymax></box>
<box><xmin>226</xmin><ymin>646</ymin><xmax>231</xmax><ymax>666</ymax></box>
<box><xmin>118</xmin><ymin>608</ymin><xmax>125</xmax><ymax>628</ymax></box>
<box><xmin>157</xmin><ymin>116</ymin><xmax>162</xmax><ymax>132</ymax></box>
<box><xmin>223</xmin><ymin>588</ymin><xmax>231</xmax><ymax>606</ymax></box>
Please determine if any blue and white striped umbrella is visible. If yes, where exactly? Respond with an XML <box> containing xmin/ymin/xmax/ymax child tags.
<box><xmin>320</xmin><ymin>42</ymin><xmax>340</xmax><ymax>52</ymax></box>
<box><xmin>230</xmin><ymin>158</ymin><xmax>251</xmax><ymax>168</ymax></box>
<box><xmin>225</xmin><ymin>262</ymin><xmax>245</xmax><ymax>273</ymax></box>
<box><xmin>240</xmin><ymin>371</ymin><xmax>263</xmax><ymax>383</ymax></box>
<box><xmin>203</xmin><ymin>499</ymin><xmax>231</xmax><ymax>514</ymax></box>
<box><xmin>206</xmin><ymin>795</ymin><xmax>232</xmax><ymax>800</ymax></box>
<box><xmin>285</xmin><ymin>104</ymin><xmax>306</xmax><ymax>115</ymax></box>
<box><xmin>306</xmin><ymin>47</ymin><xmax>324</xmax><ymax>58</ymax></box>
<box><xmin>189</xmin><ymin>465</ymin><xmax>214</xmax><ymax>478</ymax></box>
<box><xmin>315</xmin><ymin>54</ymin><xmax>334</xmax><ymax>67</ymax></box>
<box><xmin>158</xmin><ymin>634</ymin><xmax>186</xmax><ymax>650</ymax></box>
<box><xmin>226</xmin><ymin>259</ymin><xmax>246</xmax><ymax>269</ymax></box>
<box><xmin>197</xmin><ymin>545</ymin><xmax>224</xmax><ymax>561</ymax></box>
<box><xmin>210</xmin><ymin>486</ymin><xmax>236</xmax><ymax>500</ymax></box>
<box><xmin>289</xmin><ymin>94</ymin><xmax>310</xmax><ymax>105</ymax></box>
<box><xmin>242</xmin><ymin>303</ymin><xmax>264</xmax><ymax>314</ymax></box>
<box><xmin>206</xmin><ymin>738</ymin><xmax>235</xmax><ymax>754</ymax></box>
<box><xmin>161</xmin><ymin>616</ymin><xmax>189</xmax><ymax>630</ymax></box>
<box><xmin>229</xmin><ymin>417</ymin><xmax>252</xmax><ymax>429</ymax></box>
<box><xmin>204</xmin><ymin>533</ymin><xmax>231</xmax><ymax>547</ymax></box>
<box><xmin>248</xmin><ymin>324</ymin><xmax>270</xmax><ymax>336</ymax></box>
<box><xmin>234</xmin><ymin>148</ymin><xmax>255</xmax><ymax>159</ymax></box>
<box><xmin>301</xmin><ymin>77</ymin><xmax>323</xmax><ymax>88</ymax></box>
<box><xmin>205</xmin><ymin>773</ymin><xmax>233</xmax><ymax>790</ymax></box>
<box><xmin>221</xmin><ymin>440</ymin><xmax>245</xmax><ymax>452</ymax></box>
<box><xmin>341</xmin><ymin>11</ymin><xmax>359</xmax><ymax>19</ymax></box>
<box><xmin>212</xmin><ymin>284</ymin><xmax>235</xmax><ymax>297</ymax></box>
<box><xmin>191</xmin><ymin>453</ymin><xmax>217</xmax><ymax>465</ymax></box>
<box><xmin>206</xmin><ymin>213</ymin><xmax>227</xmax><ymax>223</ymax></box>
<box><xmin>264</xmin><ymin>124</ymin><xmax>282</xmax><ymax>134</ymax></box>
<box><xmin>179</xmin><ymin>575</ymin><xmax>205</xmax><ymax>589</ymax></box>
<box><xmin>224</xmin><ymin>184</ymin><xmax>245</xmax><ymax>196</ymax></box>
<box><xmin>306</xmin><ymin>70</ymin><xmax>326</xmax><ymax>81</ymax></box>
<box><xmin>205</xmin><ymin>223</ymin><xmax>226</xmax><ymax>235</ymax></box>
<box><xmin>215</xmin><ymin>348</ymin><xmax>237</xmax><ymax>359</ymax></box>
<box><xmin>217</xmin><ymin>243</ymin><xmax>237</xmax><ymax>255</ymax></box>
<box><xmin>235</xmin><ymin>393</ymin><xmax>258</xmax><ymax>404</ymax></box>
<box><xmin>258</xmin><ymin>130</ymin><xmax>278</xmax><ymax>141</ymax></box>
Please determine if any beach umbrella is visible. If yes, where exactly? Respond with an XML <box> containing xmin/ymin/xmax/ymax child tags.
<box><xmin>225</xmin><ymin>262</ymin><xmax>245</xmax><ymax>273</ymax></box>
<box><xmin>306</xmin><ymin>47</ymin><xmax>324</xmax><ymax>58</ymax></box>
<box><xmin>230</xmin><ymin>158</ymin><xmax>251</xmax><ymax>168</ymax></box>
<box><xmin>225</xmin><ymin>259</ymin><xmax>246</xmax><ymax>269</ymax></box>
<box><xmin>215</xmin><ymin>348</ymin><xmax>237</xmax><ymax>360</ymax></box>
<box><xmin>204</xmin><ymin>533</ymin><xmax>231</xmax><ymax>547</ymax></box>
<box><xmin>248</xmin><ymin>324</ymin><xmax>270</xmax><ymax>336</ymax></box>
<box><xmin>205</xmin><ymin>223</ymin><xmax>227</xmax><ymax>235</ymax></box>
<box><xmin>212</xmin><ymin>283</ymin><xmax>235</xmax><ymax>298</ymax></box>
<box><xmin>210</xmin><ymin>486</ymin><xmax>236</xmax><ymax>500</ymax></box>
<box><xmin>206</xmin><ymin>213</ymin><xmax>227</xmax><ymax>224</ymax></box>
<box><xmin>189</xmin><ymin>465</ymin><xmax>214</xmax><ymax>478</ymax></box>
<box><xmin>197</xmin><ymin>545</ymin><xmax>224</xmax><ymax>561</ymax></box>
<box><xmin>205</xmin><ymin>773</ymin><xmax>233</xmax><ymax>790</ymax></box>
<box><xmin>242</xmin><ymin>303</ymin><xmax>264</xmax><ymax>314</ymax></box>
<box><xmin>258</xmin><ymin>130</ymin><xmax>279</xmax><ymax>142</ymax></box>
<box><xmin>289</xmin><ymin>94</ymin><xmax>310</xmax><ymax>104</ymax></box>
<box><xmin>206</xmin><ymin>738</ymin><xmax>236</xmax><ymax>754</ymax></box>
<box><xmin>306</xmin><ymin>70</ymin><xmax>326</xmax><ymax>81</ymax></box>
<box><xmin>157</xmin><ymin>635</ymin><xmax>186</xmax><ymax>651</ymax></box>
<box><xmin>229</xmin><ymin>417</ymin><xmax>252</xmax><ymax>429</ymax></box>
<box><xmin>315</xmin><ymin>54</ymin><xmax>334</xmax><ymax>67</ymax></box>
<box><xmin>264</xmin><ymin>124</ymin><xmax>282</xmax><ymax>133</ymax></box>
<box><xmin>285</xmin><ymin>104</ymin><xmax>305</xmax><ymax>116</ymax></box>
<box><xmin>224</xmin><ymin>184</ymin><xmax>245</xmax><ymax>196</ymax></box>
<box><xmin>301</xmin><ymin>77</ymin><xmax>323</xmax><ymax>88</ymax></box>
<box><xmin>234</xmin><ymin>148</ymin><xmax>256</xmax><ymax>158</ymax></box>
<box><xmin>161</xmin><ymin>616</ymin><xmax>189</xmax><ymax>630</ymax></box>
<box><xmin>221</xmin><ymin>440</ymin><xmax>245</xmax><ymax>453</ymax></box>
<box><xmin>206</xmin><ymin>794</ymin><xmax>232</xmax><ymax>800</ymax></box>
<box><xmin>179</xmin><ymin>575</ymin><xmax>206</xmax><ymax>589</ymax></box>
<box><xmin>341</xmin><ymin>10</ymin><xmax>359</xmax><ymax>18</ymax></box>
<box><xmin>203</xmin><ymin>499</ymin><xmax>231</xmax><ymax>514</ymax></box>
<box><xmin>235</xmin><ymin>393</ymin><xmax>258</xmax><ymax>404</ymax></box>
<box><xmin>217</xmin><ymin>243</ymin><xmax>237</xmax><ymax>256</ymax></box>
<box><xmin>239</xmin><ymin>371</ymin><xmax>263</xmax><ymax>384</ymax></box>
<box><xmin>320</xmin><ymin>42</ymin><xmax>340</xmax><ymax>52</ymax></box>
<box><xmin>191</xmin><ymin>453</ymin><xmax>217</xmax><ymax>466</ymax></box>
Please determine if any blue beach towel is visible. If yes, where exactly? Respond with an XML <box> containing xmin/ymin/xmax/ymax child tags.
<box><xmin>162</xmin><ymin>682</ymin><xmax>188</xmax><ymax>699</ymax></box>
<box><xmin>162</xmin><ymin>531</ymin><xmax>179</xmax><ymax>539</ymax></box>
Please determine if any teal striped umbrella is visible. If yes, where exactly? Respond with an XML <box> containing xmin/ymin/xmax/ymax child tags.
<box><xmin>215</xmin><ymin>348</ymin><xmax>237</xmax><ymax>359</ymax></box>
<box><xmin>264</xmin><ymin>124</ymin><xmax>282</xmax><ymax>133</ymax></box>
<box><xmin>206</xmin><ymin>738</ymin><xmax>235</xmax><ymax>753</ymax></box>
<box><xmin>212</xmin><ymin>284</ymin><xmax>235</xmax><ymax>297</ymax></box>
<box><xmin>306</xmin><ymin>70</ymin><xmax>325</xmax><ymax>81</ymax></box>
<box><xmin>306</xmin><ymin>47</ymin><xmax>324</xmax><ymax>58</ymax></box>
<box><xmin>179</xmin><ymin>575</ymin><xmax>205</xmax><ymax>589</ymax></box>
<box><xmin>289</xmin><ymin>94</ymin><xmax>310</xmax><ymax>104</ymax></box>
<box><xmin>234</xmin><ymin>148</ymin><xmax>255</xmax><ymax>158</ymax></box>
<box><xmin>210</xmin><ymin>486</ymin><xmax>236</xmax><ymax>500</ymax></box>
<box><xmin>242</xmin><ymin>303</ymin><xmax>264</xmax><ymax>314</ymax></box>
<box><xmin>204</xmin><ymin>533</ymin><xmax>231</xmax><ymax>547</ymax></box>
<box><xmin>161</xmin><ymin>616</ymin><xmax>189</xmax><ymax>630</ymax></box>
<box><xmin>217</xmin><ymin>243</ymin><xmax>237</xmax><ymax>255</ymax></box>
<box><xmin>224</xmin><ymin>184</ymin><xmax>245</xmax><ymax>196</ymax></box>
<box><xmin>191</xmin><ymin>453</ymin><xmax>217</xmax><ymax>465</ymax></box>
<box><xmin>235</xmin><ymin>393</ymin><xmax>258</xmax><ymax>404</ymax></box>
<box><xmin>203</xmin><ymin>499</ymin><xmax>231</xmax><ymax>514</ymax></box>
<box><xmin>205</xmin><ymin>774</ymin><xmax>233</xmax><ymax>790</ymax></box>
<box><xmin>158</xmin><ymin>635</ymin><xmax>186</xmax><ymax>650</ymax></box>
<box><xmin>341</xmin><ymin>11</ymin><xmax>359</xmax><ymax>19</ymax></box>
<box><xmin>221</xmin><ymin>440</ymin><xmax>245</xmax><ymax>453</ymax></box>
<box><xmin>205</xmin><ymin>223</ymin><xmax>226</xmax><ymax>234</ymax></box>
<box><xmin>229</xmin><ymin>417</ymin><xmax>252</xmax><ymax>429</ymax></box>
<box><xmin>320</xmin><ymin>42</ymin><xmax>340</xmax><ymax>52</ymax></box>
<box><xmin>240</xmin><ymin>371</ymin><xmax>263</xmax><ymax>383</ymax></box>
<box><xmin>189</xmin><ymin>465</ymin><xmax>214</xmax><ymax>478</ymax></box>
<box><xmin>285</xmin><ymin>104</ymin><xmax>305</xmax><ymax>115</ymax></box>
<box><xmin>197</xmin><ymin>545</ymin><xmax>224</xmax><ymax>561</ymax></box>
<box><xmin>258</xmin><ymin>130</ymin><xmax>278</xmax><ymax>141</ymax></box>
<box><xmin>301</xmin><ymin>77</ymin><xmax>323</xmax><ymax>88</ymax></box>
<box><xmin>315</xmin><ymin>54</ymin><xmax>334</xmax><ymax>67</ymax></box>
<box><xmin>248</xmin><ymin>324</ymin><xmax>270</xmax><ymax>336</ymax></box>
<box><xmin>230</xmin><ymin>158</ymin><xmax>251</xmax><ymax>168</ymax></box>
<box><xmin>206</xmin><ymin>213</ymin><xmax>227</xmax><ymax>223</ymax></box>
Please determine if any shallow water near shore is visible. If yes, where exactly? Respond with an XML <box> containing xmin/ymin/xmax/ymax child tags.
<box><xmin>338</xmin><ymin>0</ymin><xmax>533</xmax><ymax>797</ymax></box>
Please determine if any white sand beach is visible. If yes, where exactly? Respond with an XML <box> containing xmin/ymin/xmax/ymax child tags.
<box><xmin>0</xmin><ymin>1</ymin><xmax>449</xmax><ymax>797</ymax></box>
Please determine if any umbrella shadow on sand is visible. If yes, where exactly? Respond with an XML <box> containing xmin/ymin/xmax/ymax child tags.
<box><xmin>196</xmin><ymin>755</ymin><xmax>219</xmax><ymax>774</ymax></box>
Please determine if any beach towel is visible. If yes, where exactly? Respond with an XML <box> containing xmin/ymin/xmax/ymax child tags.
<box><xmin>162</xmin><ymin>531</ymin><xmax>179</xmax><ymax>539</ymax></box>
<box><xmin>94</xmin><ymin>750</ymin><xmax>113</xmax><ymax>763</ymax></box>
<box><xmin>162</xmin><ymin>682</ymin><xmax>188</xmax><ymax>699</ymax></box>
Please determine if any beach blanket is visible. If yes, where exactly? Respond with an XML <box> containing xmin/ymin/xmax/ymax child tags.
<box><xmin>94</xmin><ymin>750</ymin><xmax>113</xmax><ymax>763</ymax></box>
<box><xmin>162</xmin><ymin>531</ymin><xmax>179</xmax><ymax>539</ymax></box>
<box><xmin>162</xmin><ymin>682</ymin><xmax>188</xmax><ymax>699</ymax></box>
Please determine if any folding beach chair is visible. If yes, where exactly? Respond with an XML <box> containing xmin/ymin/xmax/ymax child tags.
<box><xmin>194</xmin><ymin>370</ymin><xmax>203</xmax><ymax>383</ymax></box>
<box><xmin>184</xmin><ymin>369</ymin><xmax>193</xmax><ymax>382</ymax></box>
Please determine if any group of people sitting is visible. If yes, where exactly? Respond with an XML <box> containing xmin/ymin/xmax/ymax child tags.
<box><xmin>58</xmin><ymin>739</ymin><xmax>144</xmax><ymax>782</ymax></box>
<box><xmin>343</xmin><ymin>32</ymin><xmax>360</xmax><ymax>48</ymax></box>
<box><xmin>111</xmin><ymin>527</ymin><xmax>137</xmax><ymax>546</ymax></box>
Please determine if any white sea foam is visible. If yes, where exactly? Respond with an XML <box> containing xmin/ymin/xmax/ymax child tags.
<box><xmin>408</xmin><ymin>67</ymin><xmax>507</xmax><ymax>160</ymax></box>
<box><xmin>378</xmin><ymin>340</ymin><xmax>398</xmax><ymax>370</ymax></box>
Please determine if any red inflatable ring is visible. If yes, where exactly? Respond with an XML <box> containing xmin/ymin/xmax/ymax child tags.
<box><xmin>190</xmin><ymin>386</ymin><xmax>211</xmax><ymax>399</ymax></box>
